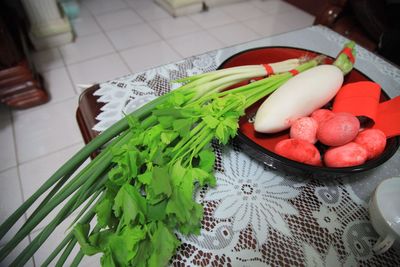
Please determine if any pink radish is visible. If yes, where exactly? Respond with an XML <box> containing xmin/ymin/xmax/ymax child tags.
<box><xmin>324</xmin><ymin>142</ymin><xmax>368</xmax><ymax>167</ymax></box>
<box><xmin>275</xmin><ymin>139</ymin><xmax>322</xmax><ymax>166</ymax></box>
<box><xmin>317</xmin><ymin>112</ymin><xmax>360</xmax><ymax>146</ymax></box>
<box><xmin>354</xmin><ymin>129</ymin><xmax>386</xmax><ymax>159</ymax></box>
<box><xmin>290</xmin><ymin>117</ymin><xmax>318</xmax><ymax>144</ymax></box>
<box><xmin>311</xmin><ymin>109</ymin><xmax>335</xmax><ymax>125</ymax></box>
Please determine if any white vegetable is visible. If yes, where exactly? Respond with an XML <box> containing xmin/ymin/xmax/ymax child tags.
<box><xmin>254</xmin><ymin>65</ymin><xmax>344</xmax><ymax>133</ymax></box>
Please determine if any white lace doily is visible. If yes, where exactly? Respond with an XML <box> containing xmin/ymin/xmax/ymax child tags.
<box><xmin>91</xmin><ymin>25</ymin><xmax>400</xmax><ymax>266</ymax></box>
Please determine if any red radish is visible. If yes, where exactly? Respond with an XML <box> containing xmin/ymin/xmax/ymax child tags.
<box><xmin>317</xmin><ymin>112</ymin><xmax>360</xmax><ymax>146</ymax></box>
<box><xmin>324</xmin><ymin>142</ymin><xmax>368</xmax><ymax>167</ymax></box>
<box><xmin>311</xmin><ymin>109</ymin><xmax>335</xmax><ymax>125</ymax></box>
<box><xmin>290</xmin><ymin>117</ymin><xmax>318</xmax><ymax>144</ymax></box>
<box><xmin>354</xmin><ymin>129</ymin><xmax>386</xmax><ymax>159</ymax></box>
<box><xmin>275</xmin><ymin>139</ymin><xmax>322</xmax><ymax>166</ymax></box>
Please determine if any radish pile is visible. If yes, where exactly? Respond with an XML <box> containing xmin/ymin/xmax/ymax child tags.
<box><xmin>274</xmin><ymin>109</ymin><xmax>387</xmax><ymax>167</ymax></box>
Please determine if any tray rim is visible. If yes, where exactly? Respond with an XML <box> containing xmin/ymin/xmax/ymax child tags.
<box><xmin>218</xmin><ymin>46</ymin><xmax>400</xmax><ymax>177</ymax></box>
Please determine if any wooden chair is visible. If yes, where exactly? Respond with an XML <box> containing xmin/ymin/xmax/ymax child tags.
<box><xmin>0</xmin><ymin>0</ymin><xmax>48</xmax><ymax>109</ymax></box>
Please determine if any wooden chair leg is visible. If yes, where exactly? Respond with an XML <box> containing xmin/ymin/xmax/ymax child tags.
<box><xmin>0</xmin><ymin>60</ymin><xmax>49</xmax><ymax>109</ymax></box>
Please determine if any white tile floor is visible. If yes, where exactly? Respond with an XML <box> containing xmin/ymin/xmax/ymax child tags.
<box><xmin>0</xmin><ymin>0</ymin><xmax>314</xmax><ymax>265</ymax></box>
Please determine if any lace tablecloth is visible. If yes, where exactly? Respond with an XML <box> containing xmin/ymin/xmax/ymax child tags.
<box><xmin>91</xmin><ymin>26</ymin><xmax>400</xmax><ymax>266</ymax></box>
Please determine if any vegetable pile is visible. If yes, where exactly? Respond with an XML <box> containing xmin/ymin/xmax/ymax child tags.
<box><xmin>0</xmin><ymin>54</ymin><xmax>326</xmax><ymax>266</ymax></box>
<box><xmin>275</xmin><ymin>110</ymin><xmax>387</xmax><ymax>167</ymax></box>
<box><xmin>251</xmin><ymin>41</ymin><xmax>388</xmax><ymax>168</ymax></box>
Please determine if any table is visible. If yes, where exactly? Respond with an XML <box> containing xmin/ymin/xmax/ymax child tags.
<box><xmin>76</xmin><ymin>25</ymin><xmax>400</xmax><ymax>266</ymax></box>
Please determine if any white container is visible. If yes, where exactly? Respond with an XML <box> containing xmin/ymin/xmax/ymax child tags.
<box><xmin>369</xmin><ymin>177</ymin><xmax>400</xmax><ymax>254</ymax></box>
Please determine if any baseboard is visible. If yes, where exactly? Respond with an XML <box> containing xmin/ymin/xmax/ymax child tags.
<box><xmin>204</xmin><ymin>0</ymin><xmax>247</xmax><ymax>8</ymax></box>
<box><xmin>155</xmin><ymin>0</ymin><xmax>204</xmax><ymax>16</ymax></box>
<box><xmin>29</xmin><ymin>30</ymin><xmax>74</xmax><ymax>50</ymax></box>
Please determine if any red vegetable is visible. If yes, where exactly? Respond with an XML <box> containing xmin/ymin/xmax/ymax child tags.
<box><xmin>354</xmin><ymin>129</ymin><xmax>386</xmax><ymax>159</ymax></box>
<box><xmin>311</xmin><ymin>109</ymin><xmax>335</xmax><ymax>125</ymax></box>
<box><xmin>290</xmin><ymin>117</ymin><xmax>318</xmax><ymax>144</ymax></box>
<box><xmin>275</xmin><ymin>138</ymin><xmax>322</xmax><ymax>166</ymax></box>
<box><xmin>317</xmin><ymin>112</ymin><xmax>360</xmax><ymax>146</ymax></box>
<box><xmin>324</xmin><ymin>142</ymin><xmax>368</xmax><ymax>167</ymax></box>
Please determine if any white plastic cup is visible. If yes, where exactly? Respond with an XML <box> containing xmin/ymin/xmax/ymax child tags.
<box><xmin>369</xmin><ymin>177</ymin><xmax>400</xmax><ymax>254</ymax></box>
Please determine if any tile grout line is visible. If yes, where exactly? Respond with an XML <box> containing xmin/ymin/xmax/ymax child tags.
<box><xmin>163</xmin><ymin>40</ymin><xmax>187</xmax><ymax>60</ymax></box>
<box><xmin>64</xmin><ymin>3</ymin><xmax>165</xmax><ymax>73</ymax></box>
<box><xmin>81</xmin><ymin>15</ymin><xmax>168</xmax><ymax>61</ymax></box>
<box><xmin>187</xmin><ymin>4</ymin><xmax>240</xmax><ymax>25</ymax></box>
<box><xmin>61</xmin><ymin>69</ymin><xmax>80</xmax><ymax>96</ymax></box>
<box><xmin>65</xmin><ymin>50</ymin><xmax>118</xmax><ymax>66</ymax></box>
<box><xmin>60</xmin><ymin>1</ymin><xmax>121</xmax><ymax>67</ymax></box>
<box><xmin>33</xmin><ymin>48</ymin><xmax>66</xmax><ymax>74</ymax></box>
<box><xmin>8</xmin><ymin>106</ymin><xmax>36</xmax><ymax>266</ymax></box>
<box><xmin>230</xmin><ymin>20</ymin><xmax>265</xmax><ymax>43</ymax></box>
<box><xmin>93</xmin><ymin>3</ymin><xmax>135</xmax><ymax>79</ymax></box>
<box><xmin>100</xmin><ymin>2</ymin><xmax>185</xmax><ymax>73</ymax></box>
<box><xmin>166</xmin><ymin>34</ymin><xmax>224</xmax><ymax>59</ymax></box>
<box><xmin>60</xmin><ymin>43</ymin><xmax>86</xmax><ymax>96</ymax></box>
<box><xmin>147</xmin><ymin>17</ymin><xmax>206</xmax><ymax>43</ymax></box>
<box><xmin>82</xmin><ymin>1</ymin><xmax>263</xmax><ymax>64</ymax></box>
<box><xmin>11</xmin><ymin>94</ymin><xmax>79</xmax><ymax>120</ymax></box>
<box><xmin>98</xmin><ymin>21</ymin><xmax>147</xmax><ymax>35</ymax></box>
<box><xmin>93</xmin><ymin>3</ymin><xmax>145</xmax><ymax>33</ymax></box>
<box><xmin>94</xmin><ymin>3</ymin><xmax>136</xmax><ymax>20</ymax></box>
<box><xmin>49</xmin><ymin>46</ymin><xmax>80</xmax><ymax>97</ymax></box>
<box><xmin>8</xmin><ymin>108</ymin><xmax>24</xmax><ymax>203</ymax></box>
<box><xmin>129</xmin><ymin>0</ymin><xmax>160</xmax><ymax>23</ymax></box>
<box><xmin>140</xmin><ymin>12</ymin><xmax>207</xmax><ymax>59</ymax></box>
<box><xmin>0</xmin><ymin>165</ymin><xmax>19</xmax><ymax>175</ymax></box>
<box><xmin>146</xmin><ymin>5</ymin><xmax>263</xmax><ymax>58</ymax></box>
<box><xmin>114</xmin><ymin>49</ymin><xmax>133</xmax><ymax>74</ymax></box>
<box><xmin>140</xmin><ymin>20</ymin><xmax>189</xmax><ymax>60</ymax></box>
<box><xmin>91</xmin><ymin>7</ymin><xmax>128</xmax><ymax>17</ymax></box>
<box><xmin>17</xmin><ymin>140</ymin><xmax>84</xmax><ymax>166</ymax></box>
<box><xmin>81</xmin><ymin>0</ymin><xmax>127</xmax><ymax>18</ymax></box>
<box><xmin>55</xmin><ymin>1</ymin><xmax>306</xmax><ymax>73</ymax></box>
<box><xmin>58</xmin><ymin>36</ymin><xmax>116</xmax><ymax>66</ymax></box>
<box><xmin>9</xmin><ymin>107</ymin><xmax>22</xmax><ymax>175</ymax></box>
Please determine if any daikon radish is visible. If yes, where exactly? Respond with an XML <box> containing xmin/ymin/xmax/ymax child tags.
<box><xmin>254</xmin><ymin>65</ymin><xmax>344</xmax><ymax>133</ymax></box>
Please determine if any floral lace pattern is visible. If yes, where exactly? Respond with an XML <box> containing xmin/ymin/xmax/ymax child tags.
<box><xmin>91</xmin><ymin>25</ymin><xmax>400</xmax><ymax>266</ymax></box>
<box><xmin>203</xmin><ymin>148</ymin><xmax>303</xmax><ymax>245</ymax></box>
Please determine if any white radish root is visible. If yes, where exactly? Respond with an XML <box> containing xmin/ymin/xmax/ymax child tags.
<box><xmin>254</xmin><ymin>65</ymin><xmax>344</xmax><ymax>133</ymax></box>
